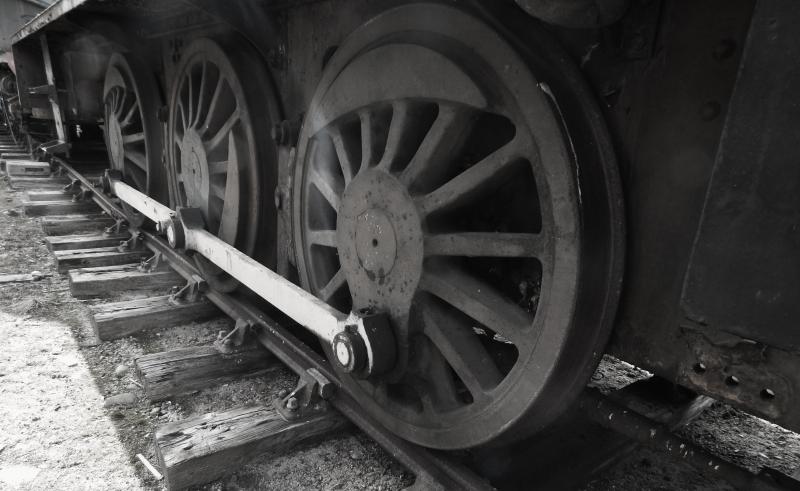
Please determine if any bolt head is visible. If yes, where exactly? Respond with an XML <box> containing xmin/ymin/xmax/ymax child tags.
<box><xmin>335</xmin><ymin>339</ymin><xmax>351</xmax><ymax>367</ymax></box>
<box><xmin>286</xmin><ymin>397</ymin><xmax>299</xmax><ymax>411</ymax></box>
<box><xmin>166</xmin><ymin>217</ymin><xmax>186</xmax><ymax>249</ymax></box>
<box><xmin>331</xmin><ymin>330</ymin><xmax>366</xmax><ymax>374</ymax></box>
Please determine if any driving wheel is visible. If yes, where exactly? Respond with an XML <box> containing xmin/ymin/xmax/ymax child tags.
<box><xmin>167</xmin><ymin>37</ymin><xmax>279</xmax><ymax>292</ymax></box>
<box><xmin>293</xmin><ymin>3</ymin><xmax>624</xmax><ymax>449</ymax></box>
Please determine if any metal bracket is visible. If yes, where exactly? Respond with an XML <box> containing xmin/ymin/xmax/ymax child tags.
<box><xmin>271</xmin><ymin>118</ymin><xmax>302</xmax><ymax>148</ymax></box>
<box><xmin>274</xmin><ymin>368</ymin><xmax>335</xmax><ymax>422</ymax></box>
<box><xmin>169</xmin><ymin>274</ymin><xmax>207</xmax><ymax>305</ymax></box>
<box><xmin>71</xmin><ymin>187</ymin><xmax>93</xmax><ymax>202</ymax></box>
<box><xmin>104</xmin><ymin>218</ymin><xmax>127</xmax><ymax>236</ymax></box>
<box><xmin>39</xmin><ymin>34</ymin><xmax>67</xmax><ymax>147</ymax></box>
<box><xmin>37</xmin><ymin>139</ymin><xmax>69</xmax><ymax>156</ymax></box>
<box><xmin>62</xmin><ymin>178</ymin><xmax>80</xmax><ymax>193</ymax></box>
<box><xmin>27</xmin><ymin>84</ymin><xmax>56</xmax><ymax>97</ymax></box>
<box><xmin>213</xmin><ymin>318</ymin><xmax>253</xmax><ymax>353</ymax></box>
<box><xmin>137</xmin><ymin>252</ymin><xmax>170</xmax><ymax>273</ymax></box>
<box><xmin>117</xmin><ymin>231</ymin><xmax>143</xmax><ymax>252</ymax></box>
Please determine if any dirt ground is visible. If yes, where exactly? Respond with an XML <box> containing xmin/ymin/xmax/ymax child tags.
<box><xmin>0</xmin><ymin>174</ymin><xmax>797</xmax><ymax>491</ymax></box>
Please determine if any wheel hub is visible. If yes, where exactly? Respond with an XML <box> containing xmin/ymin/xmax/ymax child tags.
<box><xmin>179</xmin><ymin>130</ymin><xmax>211</xmax><ymax>210</ymax></box>
<box><xmin>337</xmin><ymin>169</ymin><xmax>423</xmax><ymax>316</ymax></box>
<box><xmin>354</xmin><ymin>209</ymin><xmax>396</xmax><ymax>277</ymax></box>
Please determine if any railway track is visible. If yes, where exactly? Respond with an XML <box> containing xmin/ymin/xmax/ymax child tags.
<box><xmin>2</xmin><ymin>129</ymin><xmax>799</xmax><ymax>490</ymax></box>
<box><xmin>2</xmin><ymin>143</ymin><xmax>490</xmax><ymax>490</ymax></box>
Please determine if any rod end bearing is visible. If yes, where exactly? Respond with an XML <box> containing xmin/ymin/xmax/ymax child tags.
<box><xmin>332</xmin><ymin>329</ymin><xmax>367</xmax><ymax>373</ymax></box>
<box><xmin>167</xmin><ymin>207</ymin><xmax>204</xmax><ymax>249</ymax></box>
<box><xmin>332</xmin><ymin>311</ymin><xmax>396</xmax><ymax>378</ymax></box>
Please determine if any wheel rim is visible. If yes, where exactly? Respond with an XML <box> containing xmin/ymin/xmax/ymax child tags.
<box><xmin>167</xmin><ymin>38</ymin><xmax>274</xmax><ymax>292</ymax></box>
<box><xmin>103</xmin><ymin>53</ymin><xmax>164</xmax><ymax>202</ymax></box>
<box><xmin>293</xmin><ymin>4</ymin><xmax>623</xmax><ymax>449</ymax></box>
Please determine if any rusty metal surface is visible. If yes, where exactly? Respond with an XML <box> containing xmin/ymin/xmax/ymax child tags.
<box><xmin>675</xmin><ymin>329</ymin><xmax>800</xmax><ymax>432</ymax></box>
<box><xmin>602</xmin><ymin>0</ymin><xmax>800</xmax><ymax>436</ymax></box>
<box><xmin>681</xmin><ymin>0</ymin><xmax>800</xmax><ymax>351</ymax></box>
<box><xmin>12</xmin><ymin>0</ymin><xmax>90</xmax><ymax>43</ymax></box>
<box><xmin>21</xmin><ymin>0</ymin><xmax>800</xmax><ymax>453</ymax></box>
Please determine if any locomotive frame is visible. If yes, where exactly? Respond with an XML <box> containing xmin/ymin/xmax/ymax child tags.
<box><xmin>7</xmin><ymin>0</ymin><xmax>800</xmax><ymax>451</ymax></box>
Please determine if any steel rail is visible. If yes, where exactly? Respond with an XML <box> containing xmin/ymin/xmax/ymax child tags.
<box><xmin>51</xmin><ymin>156</ymin><xmax>492</xmax><ymax>491</ymax></box>
<box><xmin>579</xmin><ymin>389</ymin><xmax>800</xmax><ymax>491</ymax></box>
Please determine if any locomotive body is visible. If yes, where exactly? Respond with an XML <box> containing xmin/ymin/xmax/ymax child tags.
<box><xmin>6</xmin><ymin>0</ymin><xmax>799</xmax><ymax>450</ymax></box>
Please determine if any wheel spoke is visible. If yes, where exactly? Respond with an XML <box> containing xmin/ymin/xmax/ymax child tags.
<box><xmin>187</xmin><ymin>68</ymin><xmax>194</xmax><ymax>127</ymax></box>
<box><xmin>308</xmin><ymin>230</ymin><xmax>337</xmax><ymax>248</ymax></box>
<box><xmin>122</xmin><ymin>132</ymin><xmax>145</xmax><ymax>145</ymax></box>
<box><xmin>400</xmin><ymin>104</ymin><xmax>474</xmax><ymax>189</ymax></box>
<box><xmin>210</xmin><ymin>180</ymin><xmax>226</xmax><ymax>199</ymax></box>
<box><xmin>418</xmin><ymin>138</ymin><xmax>525</xmax><ymax>216</ymax></box>
<box><xmin>420</xmin><ymin>263</ymin><xmax>533</xmax><ymax>347</ymax></box>
<box><xmin>376</xmin><ymin>101</ymin><xmax>410</xmax><ymax>171</ymax></box>
<box><xmin>125</xmin><ymin>150</ymin><xmax>147</xmax><ymax>170</ymax></box>
<box><xmin>317</xmin><ymin>268</ymin><xmax>346</xmax><ymax>301</ymax></box>
<box><xmin>208</xmin><ymin>160</ymin><xmax>228</xmax><ymax>175</ymax></box>
<box><xmin>309</xmin><ymin>168</ymin><xmax>342</xmax><ymax>212</ymax></box>
<box><xmin>218</xmin><ymin>132</ymin><xmax>240</xmax><ymax>243</ymax></box>
<box><xmin>359</xmin><ymin>109</ymin><xmax>374</xmax><ymax>172</ymax></box>
<box><xmin>414</xmin><ymin>341</ymin><xmax>461</xmax><ymax>413</ymax></box>
<box><xmin>126</xmin><ymin>166</ymin><xmax>146</xmax><ymax>191</ymax></box>
<box><xmin>113</xmin><ymin>89</ymin><xmax>122</xmax><ymax>116</ymax></box>
<box><xmin>121</xmin><ymin>100</ymin><xmax>139</xmax><ymax>127</ymax></box>
<box><xmin>177</xmin><ymin>101</ymin><xmax>188</xmax><ymax>131</ymax></box>
<box><xmin>194</xmin><ymin>61</ymin><xmax>208</xmax><ymax>127</ymax></box>
<box><xmin>201</xmin><ymin>75</ymin><xmax>225</xmax><ymax>133</ymax></box>
<box><xmin>424</xmin><ymin>233</ymin><xmax>544</xmax><ymax>258</ymax></box>
<box><xmin>328</xmin><ymin>126</ymin><xmax>356</xmax><ymax>185</ymax></box>
<box><xmin>423</xmin><ymin>298</ymin><xmax>503</xmax><ymax>398</ymax></box>
<box><xmin>110</xmin><ymin>89</ymin><xmax>121</xmax><ymax>116</ymax></box>
<box><xmin>205</xmin><ymin>108</ymin><xmax>240</xmax><ymax>151</ymax></box>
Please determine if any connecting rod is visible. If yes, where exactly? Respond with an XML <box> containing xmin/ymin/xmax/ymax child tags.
<box><xmin>101</xmin><ymin>172</ymin><xmax>395</xmax><ymax>377</ymax></box>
